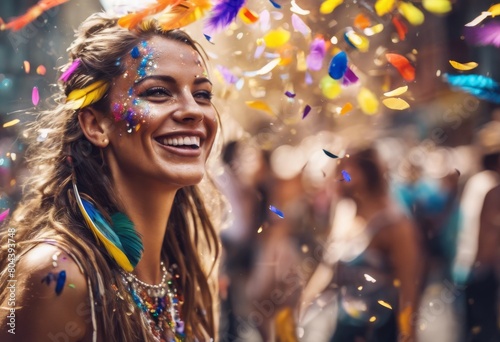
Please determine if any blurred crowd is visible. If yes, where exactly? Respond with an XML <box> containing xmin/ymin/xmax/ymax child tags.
<box><xmin>215</xmin><ymin>109</ymin><xmax>500</xmax><ymax>342</ymax></box>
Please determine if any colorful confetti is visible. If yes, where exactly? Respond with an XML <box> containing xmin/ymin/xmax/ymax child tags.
<box><xmin>382</xmin><ymin>97</ymin><xmax>410</xmax><ymax>110</ymax></box>
<box><xmin>23</xmin><ymin>60</ymin><xmax>30</xmax><ymax>73</ymax></box>
<box><xmin>36</xmin><ymin>65</ymin><xmax>46</xmax><ymax>75</ymax></box>
<box><xmin>245</xmin><ymin>100</ymin><xmax>274</xmax><ymax>115</ymax></box>
<box><xmin>323</xmin><ymin>149</ymin><xmax>338</xmax><ymax>158</ymax></box>
<box><xmin>284</xmin><ymin>91</ymin><xmax>296</xmax><ymax>98</ymax></box>
<box><xmin>449</xmin><ymin>60</ymin><xmax>478</xmax><ymax>71</ymax></box>
<box><xmin>386</xmin><ymin>53</ymin><xmax>415</xmax><ymax>81</ymax></box>
<box><xmin>2</xmin><ymin>119</ymin><xmax>20</xmax><ymax>128</ymax></box>
<box><xmin>384</xmin><ymin>86</ymin><xmax>408</xmax><ymax>97</ymax></box>
<box><xmin>341</xmin><ymin>170</ymin><xmax>351</xmax><ymax>182</ymax></box>
<box><xmin>269</xmin><ymin>205</ymin><xmax>284</xmax><ymax>218</ymax></box>
<box><xmin>328</xmin><ymin>51</ymin><xmax>348</xmax><ymax>80</ymax></box>
<box><xmin>302</xmin><ymin>104</ymin><xmax>312</xmax><ymax>119</ymax></box>
<box><xmin>32</xmin><ymin>86</ymin><xmax>40</xmax><ymax>106</ymax></box>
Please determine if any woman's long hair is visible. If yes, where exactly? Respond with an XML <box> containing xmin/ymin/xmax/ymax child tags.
<box><xmin>0</xmin><ymin>13</ymin><xmax>219</xmax><ymax>341</ymax></box>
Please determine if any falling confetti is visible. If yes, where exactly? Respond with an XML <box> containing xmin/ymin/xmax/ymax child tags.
<box><xmin>244</xmin><ymin>58</ymin><xmax>281</xmax><ymax>77</ymax></box>
<box><xmin>354</xmin><ymin>13</ymin><xmax>371</xmax><ymax>29</ymax></box>
<box><xmin>369</xmin><ymin>316</ymin><xmax>377</xmax><ymax>322</ymax></box>
<box><xmin>328</xmin><ymin>51</ymin><xmax>348</xmax><ymax>80</ymax></box>
<box><xmin>384</xmin><ymin>86</ymin><xmax>408</xmax><ymax>97</ymax></box>
<box><xmin>320</xmin><ymin>76</ymin><xmax>342</xmax><ymax>99</ymax></box>
<box><xmin>0</xmin><ymin>209</ymin><xmax>10</xmax><ymax>222</ymax></box>
<box><xmin>302</xmin><ymin>105</ymin><xmax>312</xmax><ymax>119</ymax></box>
<box><xmin>375</xmin><ymin>0</ymin><xmax>396</xmax><ymax>17</ymax></box>
<box><xmin>245</xmin><ymin>100</ymin><xmax>274</xmax><ymax>115</ymax></box>
<box><xmin>398</xmin><ymin>2</ymin><xmax>425</xmax><ymax>26</ymax></box>
<box><xmin>269</xmin><ymin>205</ymin><xmax>284</xmax><ymax>218</ymax></box>
<box><xmin>0</xmin><ymin>0</ymin><xmax>69</xmax><ymax>31</ymax></box>
<box><xmin>263</xmin><ymin>28</ymin><xmax>291</xmax><ymax>48</ymax></box>
<box><xmin>36</xmin><ymin>65</ymin><xmax>47</xmax><ymax>75</ymax></box>
<box><xmin>386</xmin><ymin>53</ymin><xmax>415</xmax><ymax>81</ymax></box>
<box><xmin>465</xmin><ymin>11</ymin><xmax>493</xmax><ymax>27</ymax></box>
<box><xmin>382</xmin><ymin>98</ymin><xmax>410</xmax><ymax>110</ymax></box>
<box><xmin>23</xmin><ymin>61</ymin><xmax>30</xmax><ymax>73</ymax></box>
<box><xmin>257</xmin><ymin>226</ymin><xmax>263</xmax><ymax>233</ymax></box>
<box><xmin>239</xmin><ymin>7</ymin><xmax>259</xmax><ymax>24</ymax></box>
<box><xmin>340</xmin><ymin>102</ymin><xmax>353</xmax><ymax>115</ymax></box>
<box><xmin>32</xmin><ymin>86</ymin><xmax>40</xmax><ymax>106</ymax></box>
<box><xmin>422</xmin><ymin>0</ymin><xmax>452</xmax><ymax>14</ymax></box>
<box><xmin>59</xmin><ymin>58</ymin><xmax>81</xmax><ymax>82</ymax></box>
<box><xmin>291</xmin><ymin>13</ymin><xmax>310</xmax><ymax>36</ymax></box>
<box><xmin>357</xmin><ymin>87</ymin><xmax>379</xmax><ymax>115</ymax></box>
<box><xmin>392</xmin><ymin>17</ymin><xmax>408</xmax><ymax>40</ymax></box>
<box><xmin>320</xmin><ymin>0</ymin><xmax>344</xmax><ymax>15</ymax></box>
<box><xmin>344</xmin><ymin>29</ymin><xmax>370</xmax><ymax>52</ymax></box>
<box><xmin>364</xmin><ymin>273</ymin><xmax>377</xmax><ymax>283</ymax></box>
<box><xmin>290</xmin><ymin>0</ymin><xmax>310</xmax><ymax>15</ymax></box>
<box><xmin>449</xmin><ymin>60</ymin><xmax>478</xmax><ymax>71</ymax></box>
<box><xmin>285</xmin><ymin>91</ymin><xmax>296</xmax><ymax>98</ymax></box>
<box><xmin>269</xmin><ymin>0</ymin><xmax>281</xmax><ymax>9</ymax></box>
<box><xmin>341</xmin><ymin>170</ymin><xmax>351</xmax><ymax>182</ymax></box>
<box><xmin>2</xmin><ymin>119</ymin><xmax>20</xmax><ymax>128</ymax></box>
<box><xmin>378</xmin><ymin>300</ymin><xmax>393</xmax><ymax>310</ymax></box>
<box><xmin>323</xmin><ymin>149</ymin><xmax>338</xmax><ymax>158</ymax></box>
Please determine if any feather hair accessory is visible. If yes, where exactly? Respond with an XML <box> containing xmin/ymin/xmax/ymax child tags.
<box><xmin>66</xmin><ymin>80</ymin><xmax>109</xmax><ymax>110</ymax></box>
<box><xmin>444</xmin><ymin>73</ymin><xmax>500</xmax><ymax>104</ymax></box>
<box><xmin>72</xmin><ymin>181</ymin><xmax>144</xmax><ymax>272</ymax></box>
<box><xmin>118</xmin><ymin>0</ymin><xmax>211</xmax><ymax>31</ymax></box>
<box><xmin>205</xmin><ymin>0</ymin><xmax>246</xmax><ymax>33</ymax></box>
<box><xmin>59</xmin><ymin>58</ymin><xmax>81</xmax><ymax>82</ymax></box>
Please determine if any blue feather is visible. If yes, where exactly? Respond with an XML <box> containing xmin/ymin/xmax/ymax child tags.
<box><xmin>206</xmin><ymin>0</ymin><xmax>246</xmax><ymax>32</ymax></box>
<box><xmin>82</xmin><ymin>199</ymin><xmax>143</xmax><ymax>268</ymax></box>
<box><xmin>444</xmin><ymin>74</ymin><xmax>500</xmax><ymax>104</ymax></box>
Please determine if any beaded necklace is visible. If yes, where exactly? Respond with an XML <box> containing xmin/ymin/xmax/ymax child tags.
<box><xmin>121</xmin><ymin>262</ymin><xmax>185</xmax><ymax>342</ymax></box>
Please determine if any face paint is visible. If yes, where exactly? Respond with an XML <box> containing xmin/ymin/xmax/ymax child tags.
<box><xmin>41</xmin><ymin>270</ymin><xmax>67</xmax><ymax>296</ymax></box>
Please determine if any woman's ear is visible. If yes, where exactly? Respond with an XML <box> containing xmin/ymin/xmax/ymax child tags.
<box><xmin>78</xmin><ymin>107</ymin><xmax>110</xmax><ymax>148</ymax></box>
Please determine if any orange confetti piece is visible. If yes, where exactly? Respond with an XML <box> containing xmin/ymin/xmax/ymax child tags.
<box><xmin>23</xmin><ymin>61</ymin><xmax>30</xmax><ymax>73</ymax></box>
<box><xmin>354</xmin><ymin>13</ymin><xmax>371</xmax><ymax>29</ymax></box>
<box><xmin>245</xmin><ymin>100</ymin><xmax>274</xmax><ymax>116</ymax></box>
<box><xmin>392</xmin><ymin>17</ymin><xmax>408</xmax><ymax>40</ymax></box>
<box><xmin>386</xmin><ymin>53</ymin><xmax>415</xmax><ymax>81</ymax></box>
<box><xmin>382</xmin><ymin>98</ymin><xmax>410</xmax><ymax>110</ymax></box>
<box><xmin>36</xmin><ymin>65</ymin><xmax>47</xmax><ymax>75</ymax></box>
<box><xmin>449</xmin><ymin>60</ymin><xmax>478</xmax><ymax>71</ymax></box>
<box><xmin>239</xmin><ymin>7</ymin><xmax>259</xmax><ymax>24</ymax></box>
<box><xmin>340</xmin><ymin>102</ymin><xmax>353</xmax><ymax>115</ymax></box>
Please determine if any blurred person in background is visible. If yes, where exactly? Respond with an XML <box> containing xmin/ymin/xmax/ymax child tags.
<box><xmin>452</xmin><ymin>114</ymin><xmax>500</xmax><ymax>341</ymax></box>
<box><xmin>302</xmin><ymin>146</ymin><xmax>423</xmax><ymax>342</ymax></box>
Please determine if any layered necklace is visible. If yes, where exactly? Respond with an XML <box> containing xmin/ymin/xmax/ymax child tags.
<box><xmin>121</xmin><ymin>262</ymin><xmax>185</xmax><ymax>342</ymax></box>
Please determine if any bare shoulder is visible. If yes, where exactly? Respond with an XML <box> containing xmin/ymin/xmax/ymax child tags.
<box><xmin>0</xmin><ymin>243</ymin><xmax>90</xmax><ymax>341</ymax></box>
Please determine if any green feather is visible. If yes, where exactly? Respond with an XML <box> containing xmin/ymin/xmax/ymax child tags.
<box><xmin>111</xmin><ymin>212</ymin><xmax>144</xmax><ymax>267</ymax></box>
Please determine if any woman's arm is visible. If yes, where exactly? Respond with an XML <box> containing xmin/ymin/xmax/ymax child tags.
<box><xmin>0</xmin><ymin>243</ymin><xmax>90</xmax><ymax>342</ymax></box>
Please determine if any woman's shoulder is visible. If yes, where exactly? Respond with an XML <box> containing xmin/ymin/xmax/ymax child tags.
<box><xmin>1</xmin><ymin>243</ymin><xmax>91</xmax><ymax>341</ymax></box>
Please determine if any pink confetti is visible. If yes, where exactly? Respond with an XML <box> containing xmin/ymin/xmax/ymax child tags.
<box><xmin>306</xmin><ymin>37</ymin><xmax>326</xmax><ymax>71</ymax></box>
<box><xmin>59</xmin><ymin>58</ymin><xmax>81</xmax><ymax>82</ymax></box>
<box><xmin>0</xmin><ymin>209</ymin><xmax>10</xmax><ymax>222</ymax></box>
<box><xmin>32</xmin><ymin>86</ymin><xmax>40</xmax><ymax>106</ymax></box>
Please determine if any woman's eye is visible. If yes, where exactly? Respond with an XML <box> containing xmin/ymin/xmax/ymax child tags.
<box><xmin>140</xmin><ymin>87</ymin><xmax>170</xmax><ymax>97</ymax></box>
<box><xmin>194</xmin><ymin>90</ymin><xmax>213</xmax><ymax>101</ymax></box>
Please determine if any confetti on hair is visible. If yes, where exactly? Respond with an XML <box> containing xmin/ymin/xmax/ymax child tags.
<box><xmin>0</xmin><ymin>209</ymin><xmax>10</xmax><ymax>222</ymax></box>
<box><xmin>302</xmin><ymin>104</ymin><xmax>312</xmax><ymax>119</ymax></box>
<box><xmin>382</xmin><ymin>97</ymin><xmax>410</xmax><ymax>110</ymax></box>
<box><xmin>36</xmin><ymin>65</ymin><xmax>47</xmax><ymax>75</ymax></box>
<box><xmin>449</xmin><ymin>60</ymin><xmax>478</xmax><ymax>71</ymax></box>
<box><xmin>392</xmin><ymin>17</ymin><xmax>408</xmax><ymax>40</ymax></box>
<box><xmin>291</xmin><ymin>13</ymin><xmax>310</xmax><ymax>36</ymax></box>
<box><xmin>2</xmin><ymin>119</ymin><xmax>20</xmax><ymax>128</ymax></box>
<box><xmin>464</xmin><ymin>22</ymin><xmax>500</xmax><ymax>48</ymax></box>
<box><xmin>269</xmin><ymin>0</ymin><xmax>281</xmax><ymax>9</ymax></box>
<box><xmin>41</xmin><ymin>270</ymin><xmax>67</xmax><ymax>296</ymax></box>
<box><xmin>32</xmin><ymin>86</ymin><xmax>40</xmax><ymax>106</ymax></box>
<box><xmin>269</xmin><ymin>205</ymin><xmax>284</xmax><ymax>218</ymax></box>
<box><xmin>386</xmin><ymin>53</ymin><xmax>415</xmax><ymax>81</ymax></box>
<box><xmin>59</xmin><ymin>58</ymin><xmax>81</xmax><ymax>82</ymax></box>
<box><xmin>320</xmin><ymin>0</ymin><xmax>344</xmax><ymax>15</ymax></box>
<box><xmin>285</xmin><ymin>91</ymin><xmax>296</xmax><ymax>98</ymax></box>
<box><xmin>323</xmin><ymin>149</ymin><xmax>338</xmax><ymax>158</ymax></box>
<box><xmin>342</xmin><ymin>170</ymin><xmax>351</xmax><ymax>182</ymax></box>
<box><xmin>444</xmin><ymin>73</ymin><xmax>500</xmax><ymax>103</ymax></box>
<box><xmin>66</xmin><ymin>80</ymin><xmax>109</xmax><ymax>110</ymax></box>
<box><xmin>23</xmin><ymin>61</ymin><xmax>30</xmax><ymax>74</ymax></box>
<box><xmin>328</xmin><ymin>51</ymin><xmax>348</xmax><ymax>80</ymax></box>
<box><xmin>0</xmin><ymin>0</ymin><xmax>69</xmax><ymax>31</ymax></box>
<box><xmin>205</xmin><ymin>0</ymin><xmax>245</xmax><ymax>33</ymax></box>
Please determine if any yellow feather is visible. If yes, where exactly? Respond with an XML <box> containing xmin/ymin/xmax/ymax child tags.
<box><xmin>158</xmin><ymin>0</ymin><xmax>211</xmax><ymax>30</ymax></box>
<box><xmin>67</xmin><ymin>80</ymin><xmax>109</xmax><ymax>110</ymax></box>
<box><xmin>73</xmin><ymin>183</ymin><xmax>134</xmax><ymax>272</ymax></box>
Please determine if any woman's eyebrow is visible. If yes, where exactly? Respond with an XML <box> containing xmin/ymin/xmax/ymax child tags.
<box><xmin>134</xmin><ymin>75</ymin><xmax>176</xmax><ymax>86</ymax></box>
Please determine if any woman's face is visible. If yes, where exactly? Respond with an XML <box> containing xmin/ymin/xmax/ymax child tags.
<box><xmin>103</xmin><ymin>35</ymin><xmax>217</xmax><ymax>189</ymax></box>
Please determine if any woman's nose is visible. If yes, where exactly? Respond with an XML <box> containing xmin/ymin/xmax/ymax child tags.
<box><xmin>172</xmin><ymin>90</ymin><xmax>204</xmax><ymax>124</ymax></box>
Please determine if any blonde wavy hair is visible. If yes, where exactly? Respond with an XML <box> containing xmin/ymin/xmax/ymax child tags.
<box><xmin>0</xmin><ymin>12</ymin><xmax>219</xmax><ymax>341</ymax></box>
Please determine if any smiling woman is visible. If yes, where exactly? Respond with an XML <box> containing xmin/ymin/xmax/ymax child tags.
<box><xmin>0</xmin><ymin>12</ymin><xmax>220</xmax><ymax>342</ymax></box>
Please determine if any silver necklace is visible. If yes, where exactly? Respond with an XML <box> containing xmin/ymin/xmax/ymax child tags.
<box><xmin>123</xmin><ymin>261</ymin><xmax>170</xmax><ymax>297</ymax></box>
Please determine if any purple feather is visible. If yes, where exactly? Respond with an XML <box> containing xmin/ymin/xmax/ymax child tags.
<box><xmin>464</xmin><ymin>22</ymin><xmax>500</xmax><ymax>48</ymax></box>
<box><xmin>205</xmin><ymin>0</ymin><xmax>246</xmax><ymax>33</ymax></box>
<box><xmin>59</xmin><ymin>58</ymin><xmax>81</xmax><ymax>82</ymax></box>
